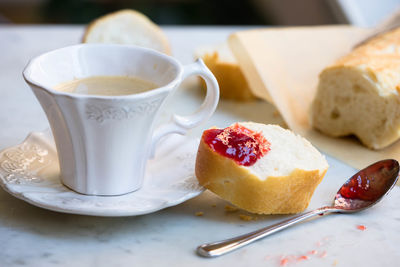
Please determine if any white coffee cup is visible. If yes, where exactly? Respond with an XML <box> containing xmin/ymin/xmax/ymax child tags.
<box><xmin>23</xmin><ymin>44</ymin><xmax>219</xmax><ymax>196</ymax></box>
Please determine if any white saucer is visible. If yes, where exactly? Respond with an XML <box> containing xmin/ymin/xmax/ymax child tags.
<box><xmin>0</xmin><ymin>130</ymin><xmax>204</xmax><ymax>216</ymax></box>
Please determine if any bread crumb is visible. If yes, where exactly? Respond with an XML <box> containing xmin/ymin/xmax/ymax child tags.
<box><xmin>195</xmin><ymin>211</ymin><xmax>204</xmax><ymax>216</ymax></box>
<box><xmin>211</xmin><ymin>204</ymin><xmax>217</xmax><ymax>208</ymax></box>
<box><xmin>273</xmin><ymin>110</ymin><xmax>281</xmax><ymax>117</ymax></box>
<box><xmin>225</xmin><ymin>205</ymin><xmax>238</xmax><ymax>212</ymax></box>
<box><xmin>239</xmin><ymin>214</ymin><xmax>253</xmax><ymax>221</ymax></box>
<box><xmin>332</xmin><ymin>260</ymin><xmax>338</xmax><ymax>266</ymax></box>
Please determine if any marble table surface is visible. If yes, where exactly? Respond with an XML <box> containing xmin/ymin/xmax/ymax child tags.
<box><xmin>0</xmin><ymin>25</ymin><xmax>399</xmax><ymax>267</ymax></box>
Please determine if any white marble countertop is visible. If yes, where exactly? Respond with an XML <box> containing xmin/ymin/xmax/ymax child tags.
<box><xmin>0</xmin><ymin>25</ymin><xmax>399</xmax><ymax>267</ymax></box>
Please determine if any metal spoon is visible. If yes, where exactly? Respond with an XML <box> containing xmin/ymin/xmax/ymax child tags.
<box><xmin>197</xmin><ymin>159</ymin><xmax>399</xmax><ymax>257</ymax></box>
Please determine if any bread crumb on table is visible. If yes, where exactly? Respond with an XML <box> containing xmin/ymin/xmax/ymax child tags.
<box><xmin>195</xmin><ymin>211</ymin><xmax>204</xmax><ymax>216</ymax></box>
<box><xmin>225</xmin><ymin>205</ymin><xmax>238</xmax><ymax>212</ymax></box>
<box><xmin>239</xmin><ymin>214</ymin><xmax>254</xmax><ymax>221</ymax></box>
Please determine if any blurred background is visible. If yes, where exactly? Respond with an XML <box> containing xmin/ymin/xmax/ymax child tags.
<box><xmin>0</xmin><ymin>0</ymin><xmax>399</xmax><ymax>27</ymax></box>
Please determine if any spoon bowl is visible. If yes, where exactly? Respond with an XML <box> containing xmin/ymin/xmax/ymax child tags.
<box><xmin>197</xmin><ymin>159</ymin><xmax>399</xmax><ymax>257</ymax></box>
<box><xmin>334</xmin><ymin>159</ymin><xmax>399</xmax><ymax>212</ymax></box>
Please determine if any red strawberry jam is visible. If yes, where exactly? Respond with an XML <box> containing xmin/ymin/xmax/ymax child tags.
<box><xmin>339</xmin><ymin>160</ymin><xmax>397</xmax><ymax>201</ymax></box>
<box><xmin>339</xmin><ymin>174</ymin><xmax>375</xmax><ymax>201</ymax></box>
<box><xmin>203</xmin><ymin>123</ymin><xmax>270</xmax><ymax>166</ymax></box>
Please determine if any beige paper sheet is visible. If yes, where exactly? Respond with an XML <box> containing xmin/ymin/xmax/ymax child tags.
<box><xmin>229</xmin><ymin>25</ymin><xmax>400</xmax><ymax>170</ymax></box>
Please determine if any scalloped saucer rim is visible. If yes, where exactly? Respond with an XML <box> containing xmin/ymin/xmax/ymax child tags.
<box><xmin>0</xmin><ymin>129</ymin><xmax>204</xmax><ymax>217</ymax></box>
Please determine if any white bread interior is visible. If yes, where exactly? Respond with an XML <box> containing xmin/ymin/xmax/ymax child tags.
<box><xmin>311</xmin><ymin>27</ymin><xmax>400</xmax><ymax>149</ymax></box>
<box><xmin>83</xmin><ymin>9</ymin><xmax>171</xmax><ymax>55</ymax></box>
<box><xmin>194</xmin><ymin>43</ymin><xmax>255</xmax><ymax>101</ymax></box>
<box><xmin>195</xmin><ymin>122</ymin><xmax>328</xmax><ymax>214</ymax></box>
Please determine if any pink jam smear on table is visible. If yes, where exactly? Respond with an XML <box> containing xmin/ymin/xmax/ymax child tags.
<box><xmin>297</xmin><ymin>255</ymin><xmax>309</xmax><ymax>261</ymax></box>
<box><xmin>203</xmin><ymin>123</ymin><xmax>270</xmax><ymax>166</ymax></box>
<box><xmin>356</xmin><ymin>225</ymin><xmax>367</xmax><ymax>231</ymax></box>
<box><xmin>280</xmin><ymin>258</ymin><xmax>289</xmax><ymax>266</ymax></box>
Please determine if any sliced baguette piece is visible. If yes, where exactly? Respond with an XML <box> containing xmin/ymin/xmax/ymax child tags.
<box><xmin>83</xmin><ymin>9</ymin><xmax>171</xmax><ymax>55</ymax></box>
<box><xmin>195</xmin><ymin>43</ymin><xmax>255</xmax><ymax>101</ymax></box>
<box><xmin>195</xmin><ymin>122</ymin><xmax>328</xmax><ymax>214</ymax></box>
<box><xmin>311</xmin><ymin>27</ymin><xmax>400</xmax><ymax>149</ymax></box>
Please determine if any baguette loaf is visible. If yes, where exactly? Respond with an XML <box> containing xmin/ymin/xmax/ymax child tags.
<box><xmin>83</xmin><ymin>9</ymin><xmax>171</xmax><ymax>55</ymax></box>
<box><xmin>195</xmin><ymin>43</ymin><xmax>255</xmax><ymax>101</ymax></box>
<box><xmin>311</xmin><ymin>27</ymin><xmax>400</xmax><ymax>149</ymax></box>
<box><xmin>195</xmin><ymin>122</ymin><xmax>328</xmax><ymax>214</ymax></box>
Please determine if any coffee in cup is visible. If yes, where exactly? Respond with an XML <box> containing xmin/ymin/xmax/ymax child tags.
<box><xmin>54</xmin><ymin>75</ymin><xmax>158</xmax><ymax>96</ymax></box>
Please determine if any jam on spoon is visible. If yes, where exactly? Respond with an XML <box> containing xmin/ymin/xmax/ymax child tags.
<box><xmin>203</xmin><ymin>123</ymin><xmax>270</xmax><ymax>166</ymax></box>
<box><xmin>197</xmin><ymin>159</ymin><xmax>399</xmax><ymax>257</ymax></box>
<box><xmin>338</xmin><ymin>159</ymin><xmax>398</xmax><ymax>201</ymax></box>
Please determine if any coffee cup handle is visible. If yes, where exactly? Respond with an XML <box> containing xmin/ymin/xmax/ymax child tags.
<box><xmin>150</xmin><ymin>59</ymin><xmax>219</xmax><ymax>157</ymax></box>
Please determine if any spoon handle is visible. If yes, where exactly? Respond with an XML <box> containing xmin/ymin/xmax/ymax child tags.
<box><xmin>197</xmin><ymin>206</ymin><xmax>335</xmax><ymax>257</ymax></box>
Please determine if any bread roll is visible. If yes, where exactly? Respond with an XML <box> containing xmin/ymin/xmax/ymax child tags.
<box><xmin>311</xmin><ymin>27</ymin><xmax>400</xmax><ymax>149</ymax></box>
<box><xmin>195</xmin><ymin>122</ymin><xmax>328</xmax><ymax>214</ymax></box>
<box><xmin>83</xmin><ymin>9</ymin><xmax>171</xmax><ymax>55</ymax></box>
<box><xmin>195</xmin><ymin>43</ymin><xmax>255</xmax><ymax>101</ymax></box>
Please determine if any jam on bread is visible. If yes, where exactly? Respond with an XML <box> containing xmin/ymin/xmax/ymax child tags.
<box><xmin>202</xmin><ymin>123</ymin><xmax>270</xmax><ymax>166</ymax></box>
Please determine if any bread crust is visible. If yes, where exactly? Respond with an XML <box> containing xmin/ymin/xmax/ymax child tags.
<box><xmin>83</xmin><ymin>9</ymin><xmax>171</xmax><ymax>55</ymax></box>
<box><xmin>195</xmin><ymin>135</ymin><xmax>327</xmax><ymax>214</ymax></box>
<box><xmin>335</xmin><ymin>27</ymin><xmax>400</xmax><ymax>74</ymax></box>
